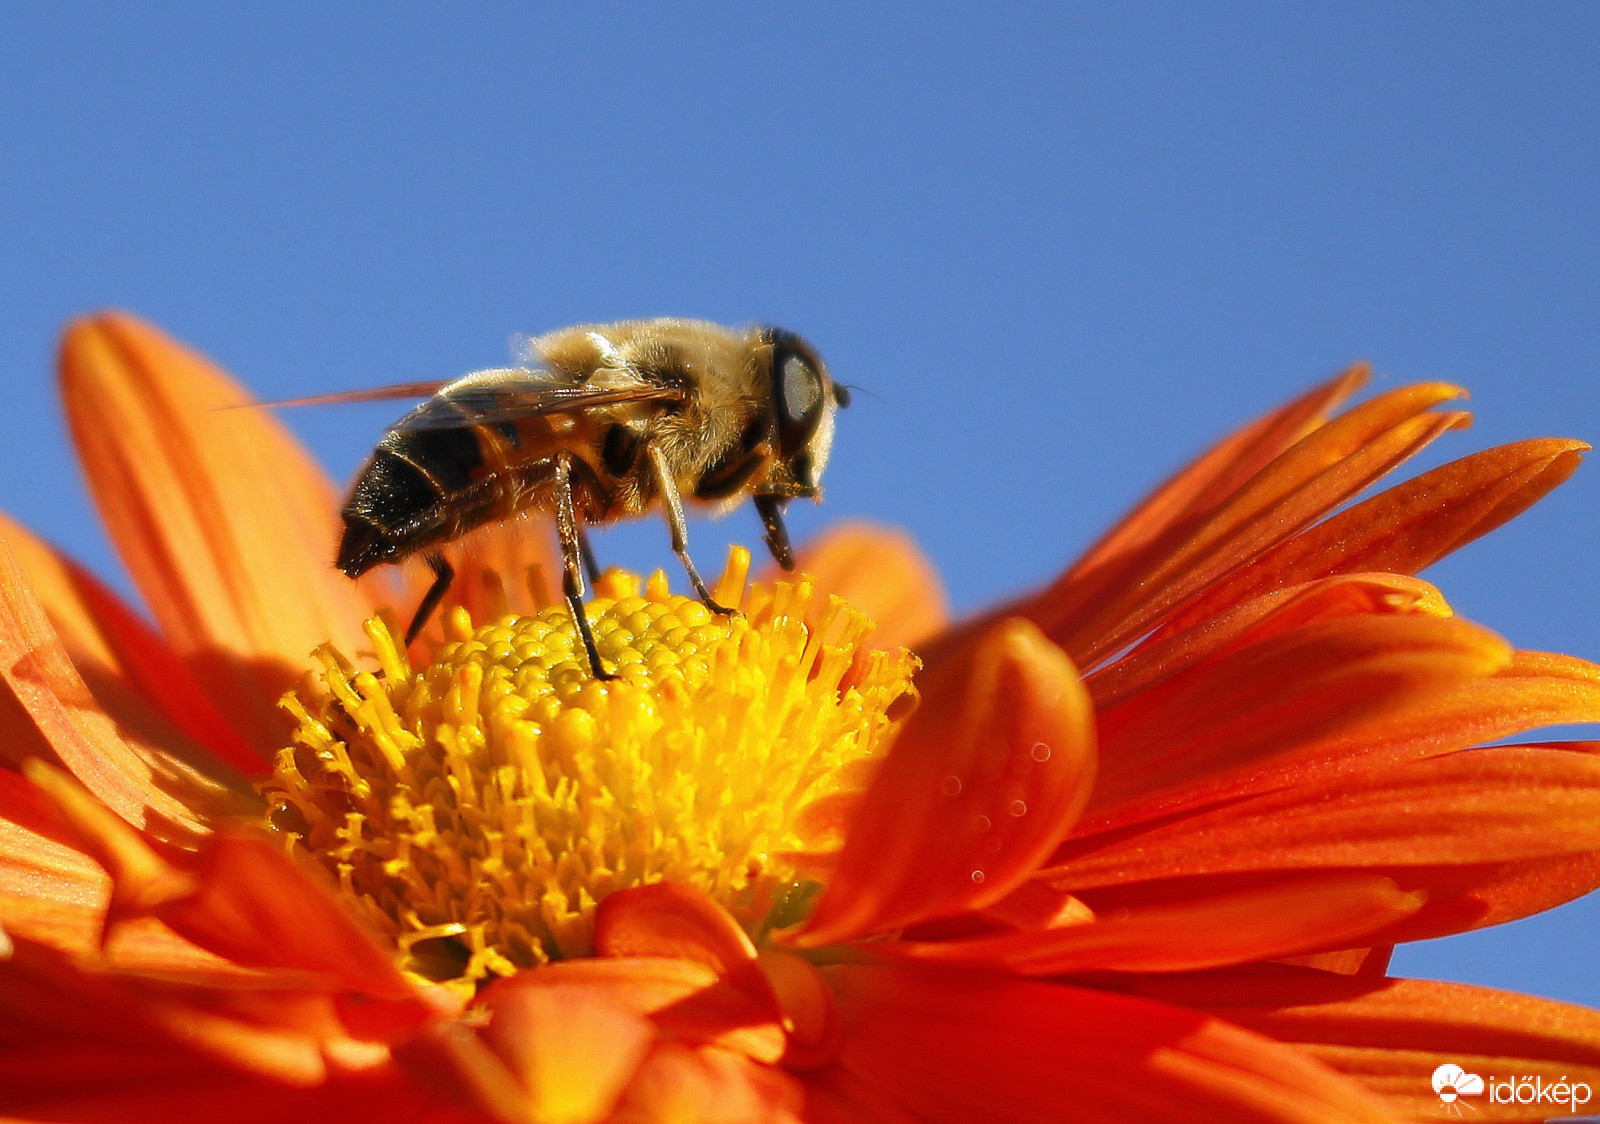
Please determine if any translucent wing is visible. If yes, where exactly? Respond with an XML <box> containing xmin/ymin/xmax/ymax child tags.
<box><xmin>390</xmin><ymin>373</ymin><xmax>686</xmax><ymax>433</ymax></box>
<box><xmin>257</xmin><ymin>380</ymin><xmax>453</xmax><ymax>408</ymax></box>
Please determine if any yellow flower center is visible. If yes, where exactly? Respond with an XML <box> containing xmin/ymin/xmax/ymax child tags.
<box><xmin>261</xmin><ymin>549</ymin><xmax>918</xmax><ymax>988</ymax></box>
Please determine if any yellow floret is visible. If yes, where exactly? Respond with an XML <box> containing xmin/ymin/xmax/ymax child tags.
<box><xmin>262</xmin><ymin>549</ymin><xmax>919</xmax><ymax>987</ymax></box>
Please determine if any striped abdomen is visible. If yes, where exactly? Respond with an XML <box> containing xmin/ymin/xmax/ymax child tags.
<box><xmin>336</xmin><ymin>410</ymin><xmax>564</xmax><ymax>578</ymax></box>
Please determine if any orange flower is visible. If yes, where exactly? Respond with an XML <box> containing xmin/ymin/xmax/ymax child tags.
<box><xmin>2</xmin><ymin>313</ymin><xmax>1598</xmax><ymax>1123</ymax></box>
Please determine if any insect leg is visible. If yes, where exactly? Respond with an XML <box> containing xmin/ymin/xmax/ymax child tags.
<box><xmin>554</xmin><ymin>455</ymin><xmax>615</xmax><ymax>680</ymax></box>
<box><xmin>647</xmin><ymin>444</ymin><xmax>737</xmax><ymax>616</ymax></box>
<box><xmin>406</xmin><ymin>551</ymin><xmax>455</xmax><ymax>645</ymax></box>
<box><xmin>575</xmin><ymin>524</ymin><xmax>602</xmax><ymax>586</ymax></box>
<box><xmin>753</xmin><ymin>495</ymin><xmax>795</xmax><ymax>570</ymax></box>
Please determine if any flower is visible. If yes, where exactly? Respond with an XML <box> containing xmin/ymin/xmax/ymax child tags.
<box><xmin>2</xmin><ymin>312</ymin><xmax>1599</xmax><ymax>1123</ymax></box>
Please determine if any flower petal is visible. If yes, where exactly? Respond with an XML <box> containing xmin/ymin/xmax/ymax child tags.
<box><xmin>0</xmin><ymin>514</ymin><xmax>264</xmax><ymax>774</ymax></box>
<box><xmin>1090</xmin><ymin>614</ymin><xmax>1511</xmax><ymax>812</ymax></box>
<box><xmin>1151</xmin><ymin>438</ymin><xmax>1588</xmax><ymax>646</ymax></box>
<box><xmin>1054</xmin><ymin>744</ymin><xmax>1600</xmax><ymax>891</ymax></box>
<box><xmin>886</xmin><ymin>873</ymin><xmax>1422</xmax><ymax>975</ymax></box>
<box><xmin>1032</xmin><ymin>382</ymin><xmax>1471</xmax><ymax>667</ymax></box>
<box><xmin>494</xmin><ymin>957</ymin><xmax>785</xmax><ymax>1065</ymax></box>
<box><xmin>818</xmin><ymin>963</ymin><xmax>1399</xmax><ymax>1123</ymax></box>
<box><xmin>1129</xmin><ymin>969</ymin><xmax>1600</xmax><ymax>1124</ymax></box>
<box><xmin>27</xmin><ymin>761</ymin><xmax>419</xmax><ymax>1005</ymax></box>
<box><xmin>594</xmin><ymin>882</ymin><xmax>779</xmax><ymax>1017</ymax></box>
<box><xmin>59</xmin><ymin>313</ymin><xmax>375</xmax><ymax>751</ymax></box>
<box><xmin>797</xmin><ymin>620</ymin><xmax>1095</xmax><ymax>947</ymax></box>
<box><xmin>481</xmin><ymin>981</ymin><xmax>655</xmax><ymax>1124</ymax></box>
<box><xmin>1059</xmin><ymin>367</ymin><xmax>1368</xmax><ymax>599</ymax></box>
<box><xmin>0</xmin><ymin>538</ymin><xmax>210</xmax><ymax>834</ymax></box>
<box><xmin>760</xmin><ymin>522</ymin><xmax>950</xmax><ymax>650</ymax></box>
<box><xmin>0</xmin><ymin>935</ymin><xmax>389</xmax><ymax>1089</ymax></box>
<box><xmin>1081</xmin><ymin>648</ymin><xmax>1600</xmax><ymax>839</ymax></box>
<box><xmin>612</xmin><ymin>1042</ymin><xmax>804</xmax><ymax>1124</ymax></box>
<box><xmin>1088</xmin><ymin>573</ymin><xmax>1452</xmax><ymax>711</ymax></box>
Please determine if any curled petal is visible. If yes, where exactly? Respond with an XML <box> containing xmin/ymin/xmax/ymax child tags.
<box><xmin>594</xmin><ymin>882</ymin><xmax>778</xmax><ymax>1017</ymax></box>
<box><xmin>819</xmin><ymin>963</ymin><xmax>1398</xmax><ymax>1123</ymax></box>
<box><xmin>886</xmin><ymin>873</ymin><xmax>1422</xmax><ymax>975</ymax></box>
<box><xmin>797</xmin><ymin>620</ymin><xmax>1095</xmax><ymax>947</ymax></box>
<box><xmin>59</xmin><ymin>313</ymin><xmax>375</xmax><ymax>753</ymax></box>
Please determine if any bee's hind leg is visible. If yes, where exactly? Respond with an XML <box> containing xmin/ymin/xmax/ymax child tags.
<box><xmin>405</xmin><ymin>552</ymin><xmax>455</xmax><ymax>646</ymax></box>
<box><xmin>554</xmin><ymin>456</ymin><xmax>616</xmax><ymax>680</ymax></box>
<box><xmin>647</xmin><ymin>445</ymin><xmax>739</xmax><ymax>617</ymax></box>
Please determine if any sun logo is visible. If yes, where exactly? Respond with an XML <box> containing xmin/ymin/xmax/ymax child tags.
<box><xmin>1433</xmin><ymin>1063</ymin><xmax>1485</xmax><ymax>1114</ymax></box>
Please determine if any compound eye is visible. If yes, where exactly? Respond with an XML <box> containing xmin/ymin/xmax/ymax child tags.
<box><xmin>773</xmin><ymin>347</ymin><xmax>825</xmax><ymax>458</ymax></box>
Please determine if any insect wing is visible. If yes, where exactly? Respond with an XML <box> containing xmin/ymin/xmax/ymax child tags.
<box><xmin>389</xmin><ymin>377</ymin><xmax>686</xmax><ymax>433</ymax></box>
<box><xmin>256</xmin><ymin>380</ymin><xmax>454</xmax><ymax>409</ymax></box>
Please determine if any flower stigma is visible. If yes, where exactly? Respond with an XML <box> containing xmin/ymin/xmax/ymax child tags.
<box><xmin>261</xmin><ymin>549</ymin><xmax>920</xmax><ymax>989</ymax></box>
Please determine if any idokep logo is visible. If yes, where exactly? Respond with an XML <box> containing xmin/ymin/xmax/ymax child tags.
<box><xmin>1432</xmin><ymin>1062</ymin><xmax>1594</xmax><ymax>1115</ymax></box>
<box><xmin>1432</xmin><ymin>1064</ymin><xmax>1484</xmax><ymax>1108</ymax></box>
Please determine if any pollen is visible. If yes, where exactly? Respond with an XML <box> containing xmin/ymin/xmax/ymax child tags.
<box><xmin>261</xmin><ymin>549</ymin><xmax>919</xmax><ymax>988</ymax></box>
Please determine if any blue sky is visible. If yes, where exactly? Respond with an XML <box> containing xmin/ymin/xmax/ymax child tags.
<box><xmin>1</xmin><ymin>5</ymin><xmax>1597</xmax><ymax>1005</ymax></box>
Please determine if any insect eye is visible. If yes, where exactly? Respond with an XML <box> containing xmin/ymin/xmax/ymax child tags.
<box><xmin>773</xmin><ymin>347</ymin><xmax>825</xmax><ymax>458</ymax></box>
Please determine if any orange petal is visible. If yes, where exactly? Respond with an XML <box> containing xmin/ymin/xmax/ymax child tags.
<box><xmin>1033</xmin><ymin>382</ymin><xmax>1470</xmax><ymax>667</ymax></box>
<box><xmin>1061</xmin><ymin>367</ymin><xmax>1368</xmax><ymax>595</ymax></box>
<box><xmin>1090</xmin><ymin>614</ymin><xmax>1510</xmax><ymax>812</ymax></box>
<box><xmin>0</xmin><ymin>936</ymin><xmax>384</xmax><ymax>1088</ymax></box>
<box><xmin>481</xmin><ymin>981</ymin><xmax>655</xmax><ymax>1124</ymax></box>
<box><xmin>1080</xmin><ymin>648</ymin><xmax>1600</xmax><ymax>839</ymax></box>
<box><xmin>797</xmin><ymin>620</ymin><xmax>1096</xmax><ymax>947</ymax></box>
<box><xmin>497</xmin><ymin>956</ymin><xmax>785</xmax><ymax>1065</ymax></box>
<box><xmin>612</xmin><ymin>1041</ymin><xmax>804</xmax><ymax>1124</ymax></box>
<box><xmin>1130</xmin><ymin>969</ymin><xmax>1600</xmax><ymax>1124</ymax></box>
<box><xmin>0</xmin><ymin>1057</ymin><xmax>438</xmax><ymax>1124</ymax></box>
<box><xmin>1054</xmin><ymin>744</ymin><xmax>1600</xmax><ymax>891</ymax></box>
<box><xmin>1</xmin><ymin>513</ymin><xmax>264</xmax><ymax>775</ymax></box>
<box><xmin>594</xmin><ymin>882</ymin><xmax>778</xmax><ymax>1016</ymax></box>
<box><xmin>162</xmin><ymin>833</ymin><xmax>420</xmax><ymax>1004</ymax></box>
<box><xmin>1151</xmin><ymin>437</ymin><xmax>1588</xmax><ymax>645</ymax></box>
<box><xmin>26</xmin><ymin>762</ymin><xmax>419</xmax><ymax>1005</ymax></box>
<box><xmin>1088</xmin><ymin>572</ymin><xmax>1452</xmax><ymax>710</ymax></box>
<box><xmin>887</xmin><ymin>873</ymin><xmax>1422</xmax><ymax>975</ymax></box>
<box><xmin>819</xmin><ymin>963</ymin><xmax>1398</xmax><ymax>1122</ymax></box>
<box><xmin>758</xmin><ymin>522</ymin><xmax>950</xmax><ymax>650</ymax></box>
<box><xmin>0</xmin><ymin>545</ymin><xmax>209</xmax><ymax>835</ymax></box>
<box><xmin>59</xmin><ymin>313</ymin><xmax>375</xmax><ymax>752</ymax></box>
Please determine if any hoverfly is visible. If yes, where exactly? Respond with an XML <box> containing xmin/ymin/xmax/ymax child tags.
<box><xmin>280</xmin><ymin>319</ymin><xmax>847</xmax><ymax>677</ymax></box>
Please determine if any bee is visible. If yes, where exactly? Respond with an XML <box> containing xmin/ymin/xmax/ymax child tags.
<box><xmin>281</xmin><ymin>319</ymin><xmax>848</xmax><ymax>678</ymax></box>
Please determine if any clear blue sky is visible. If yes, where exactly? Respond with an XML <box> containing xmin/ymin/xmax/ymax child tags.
<box><xmin>2</xmin><ymin>5</ymin><xmax>1596</xmax><ymax>1005</ymax></box>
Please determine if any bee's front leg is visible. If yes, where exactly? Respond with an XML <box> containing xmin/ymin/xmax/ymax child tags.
<box><xmin>647</xmin><ymin>444</ymin><xmax>739</xmax><ymax>617</ymax></box>
<box><xmin>406</xmin><ymin>551</ymin><xmax>455</xmax><ymax>645</ymax></box>
<box><xmin>553</xmin><ymin>455</ymin><xmax>616</xmax><ymax>680</ymax></box>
